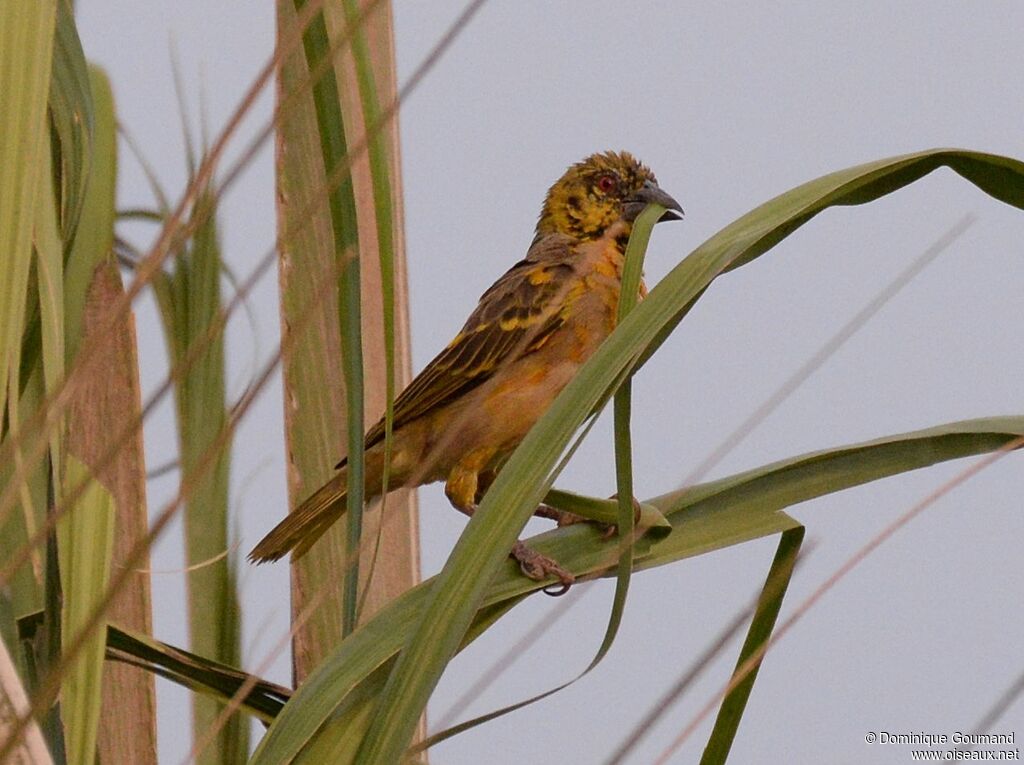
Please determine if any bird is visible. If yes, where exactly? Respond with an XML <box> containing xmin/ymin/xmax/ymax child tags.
<box><xmin>249</xmin><ymin>150</ymin><xmax>683</xmax><ymax>588</ymax></box>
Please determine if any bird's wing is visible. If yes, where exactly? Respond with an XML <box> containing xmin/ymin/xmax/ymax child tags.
<box><xmin>351</xmin><ymin>234</ymin><xmax>579</xmax><ymax>459</ymax></box>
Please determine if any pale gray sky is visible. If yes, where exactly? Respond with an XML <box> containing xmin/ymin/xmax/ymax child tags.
<box><xmin>76</xmin><ymin>2</ymin><xmax>1024</xmax><ymax>763</ymax></box>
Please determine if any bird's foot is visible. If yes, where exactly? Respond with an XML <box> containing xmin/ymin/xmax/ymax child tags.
<box><xmin>510</xmin><ymin>540</ymin><xmax>574</xmax><ymax>595</ymax></box>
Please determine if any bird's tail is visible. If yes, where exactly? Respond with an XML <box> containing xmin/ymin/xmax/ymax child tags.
<box><xmin>248</xmin><ymin>470</ymin><xmax>351</xmax><ymax>563</ymax></box>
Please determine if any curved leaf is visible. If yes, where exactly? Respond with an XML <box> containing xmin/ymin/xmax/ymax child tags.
<box><xmin>253</xmin><ymin>413</ymin><xmax>1022</xmax><ymax>762</ymax></box>
<box><xmin>354</xmin><ymin>149</ymin><xmax>1024</xmax><ymax>764</ymax></box>
<box><xmin>0</xmin><ymin>0</ymin><xmax>55</xmax><ymax>432</ymax></box>
<box><xmin>643</xmin><ymin>415</ymin><xmax>1024</xmax><ymax>569</ymax></box>
<box><xmin>57</xmin><ymin>457</ymin><xmax>114</xmax><ymax>765</ymax></box>
<box><xmin>48</xmin><ymin>0</ymin><xmax>94</xmax><ymax>246</ymax></box>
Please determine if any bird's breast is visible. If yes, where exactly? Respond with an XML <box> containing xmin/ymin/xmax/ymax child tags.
<box><xmin>572</xmin><ymin>230</ymin><xmax>646</xmax><ymax>340</ymax></box>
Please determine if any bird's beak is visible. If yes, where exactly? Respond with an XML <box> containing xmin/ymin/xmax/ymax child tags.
<box><xmin>624</xmin><ymin>179</ymin><xmax>684</xmax><ymax>223</ymax></box>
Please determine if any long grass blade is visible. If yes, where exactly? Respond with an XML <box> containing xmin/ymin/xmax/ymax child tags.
<box><xmin>644</xmin><ymin>416</ymin><xmax>1024</xmax><ymax>563</ymax></box>
<box><xmin>56</xmin><ymin>456</ymin><xmax>114</xmax><ymax>765</ymax></box>
<box><xmin>276</xmin><ymin>0</ymin><xmax>358</xmax><ymax>680</ymax></box>
<box><xmin>40</xmin><ymin>512</ymin><xmax>66</xmax><ymax>761</ymax></box>
<box><xmin>700</xmin><ymin>525</ymin><xmax>805</xmax><ymax>764</ymax></box>
<box><xmin>64</xmin><ymin>67</ymin><xmax>115</xmax><ymax>366</ymax></box>
<box><xmin>418</xmin><ymin>204</ymin><xmax>669</xmax><ymax>753</ymax></box>
<box><xmin>48</xmin><ymin>0</ymin><xmax>94</xmax><ymax>247</ymax></box>
<box><xmin>276</xmin><ymin>0</ymin><xmax>417</xmax><ymax>682</ymax></box>
<box><xmin>151</xmin><ymin>187</ymin><xmax>244</xmax><ymax>763</ymax></box>
<box><xmin>427</xmin><ymin>202</ymin><xmax>668</xmax><ymax>755</ymax></box>
<box><xmin>605</xmin><ymin>522</ymin><xmax>805</xmax><ymax>765</ymax></box>
<box><xmin>608</xmin><ymin>200</ymin><xmax>664</xmax><ymax>644</ymax></box>
<box><xmin>15</xmin><ymin>610</ymin><xmax>290</xmax><ymax>727</ymax></box>
<box><xmin>293</xmin><ymin>0</ymin><xmax>366</xmax><ymax>639</ymax></box>
<box><xmin>33</xmin><ymin>111</ymin><xmax>65</xmax><ymax>506</ymax></box>
<box><xmin>0</xmin><ymin>0</ymin><xmax>55</xmax><ymax>433</ymax></box>
<box><xmin>33</xmin><ymin>89</ymin><xmax>72</xmax><ymax>761</ymax></box>
<box><xmin>105</xmin><ymin>625</ymin><xmax>291</xmax><ymax>725</ymax></box>
<box><xmin>333</xmin><ymin>0</ymin><xmax>419</xmax><ymax>628</ymax></box>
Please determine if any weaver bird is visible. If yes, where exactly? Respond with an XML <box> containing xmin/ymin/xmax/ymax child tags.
<box><xmin>250</xmin><ymin>151</ymin><xmax>682</xmax><ymax>587</ymax></box>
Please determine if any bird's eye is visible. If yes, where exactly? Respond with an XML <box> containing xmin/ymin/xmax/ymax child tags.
<box><xmin>596</xmin><ymin>174</ymin><xmax>617</xmax><ymax>194</ymax></box>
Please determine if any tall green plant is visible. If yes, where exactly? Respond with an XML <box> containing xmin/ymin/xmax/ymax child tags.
<box><xmin>151</xmin><ymin>188</ymin><xmax>246</xmax><ymax>763</ymax></box>
<box><xmin>275</xmin><ymin>0</ymin><xmax>419</xmax><ymax>685</ymax></box>
<box><xmin>0</xmin><ymin>4</ymin><xmax>158</xmax><ymax>764</ymax></box>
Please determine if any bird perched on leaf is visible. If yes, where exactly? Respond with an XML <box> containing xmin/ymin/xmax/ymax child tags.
<box><xmin>250</xmin><ymin>150</ymin><xmax>683</xmax><ymax>588</ymax></box>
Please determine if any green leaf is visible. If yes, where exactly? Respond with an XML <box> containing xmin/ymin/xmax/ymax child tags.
<box><xmin>293</xmin><ymin>0</ymin><xmax>366</xmax><ymax>638</ymax></box>
<box><xmin>338</xmin><ymin>0</ymin><xmax>398</xmax><ymax>511</ymax></box>
<box><xmin>104</xmin><ymin>624</ymin><xmax>290</xmax><ymax>725</ymax></box>
<box><xmin>48</xmin><ymin>0</ymin><xmax>94</xmax><ymax>247</ymax></box>
<box><xmin>16</xmin><ymin>611</ymin><xmax>287</xmax><ymax>726</ymax></box>
<box><xmin>64</xmin><ymin>66</ymin><xmax>115</xmax><ymax>366</ymax></box>
<box><xmin>644</xmin><ymin>415</ymin><xmax>1024</xmax><ymax>570</ymax></box>
<box><xmin>57</xmin><ymin>456</ymin><xmax>115</xmax><ymax>765</ymax></box>
<box><xmin>701</xmin><ymin>526</ymin><xmax>805</xmax><ymax>764</ymax></box>
<box><xmin>33</xmin><ymin>109</ymin><xmax>65</xmax><ymax>490</ymax></box>
<box><xmin>274</xmin><ymin>0</ymin><xmax>355</xmax><ymax>680</ymax></box>
<box><xmin>152</xmin><ymin>187</ymin><xmax>245</xmax><ymax>763</ymax></box>
<box><xmin>404</xmin><ymin>206</ymin><xmax>671</xmax><ymax>753</ymax></box>
<box><xmin>543</xmin><ymin>489</ymin><xmax>670</xmax><ymax>534</ymax></box>
<box><xmin>256</xmin><ymin>149</ymin><xmax>1024</xmax><ymax>762</ymax></box>
<box><xmin>255</xmin><ymin>412</ymin><xmax>1020</xmax><ymax>762</ymax></box>
<box><xmin>609</xmin><ymin>200</ymin><xmax>665</xmax><ymax>644</ymax></box>
<box><xmin>0</xmin><ymin>0</ymin><xmax>55</xmax><ymax>431</ymax></box>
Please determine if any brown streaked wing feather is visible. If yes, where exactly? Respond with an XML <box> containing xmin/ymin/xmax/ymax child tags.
<box><xmin>348</xmin><ymin>235</ymin><xmax>578</xmax><ymax>462</ymax></box>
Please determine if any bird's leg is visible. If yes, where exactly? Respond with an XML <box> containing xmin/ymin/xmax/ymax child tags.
<box><xmin>533</xmin><ymin>502</ymin><xmax>589</xmax><ymax>526</ymax></box>
<box><xmin>536</xmin><ymin>494</ymin><xmax>643</xmax><ymax>539</ymax></box>
<box><xmin>447</xmin><ymin>462</ymin><xmax>575</xmax><ymax>591</ymax></box>
<box><xmin>479</xmin><ymin>470</ymin><xmax>583</xmax><ymax>528</ymax></box>
<box><xmin>535</xmin><ymin>502</ymin><xmax>615</xmax><ymax>539</ymax></box>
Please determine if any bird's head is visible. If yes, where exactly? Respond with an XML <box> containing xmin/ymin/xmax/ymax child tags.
<box><xmin>536</xmin><ymin>150</ymin><xmax>683</xmax><ymax>240</ymax></box>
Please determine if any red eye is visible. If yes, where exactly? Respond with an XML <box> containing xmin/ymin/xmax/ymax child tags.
<box><xmin>597</xmin><ymin>174</ymin><xmax>617</xmax><ymax>193</ymax></box>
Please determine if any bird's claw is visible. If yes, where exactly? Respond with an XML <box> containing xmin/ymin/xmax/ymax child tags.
<box><xmin>511</xmin><ymin>540</ymin><xmax>574</xmax><ymax>595</ymax></box>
